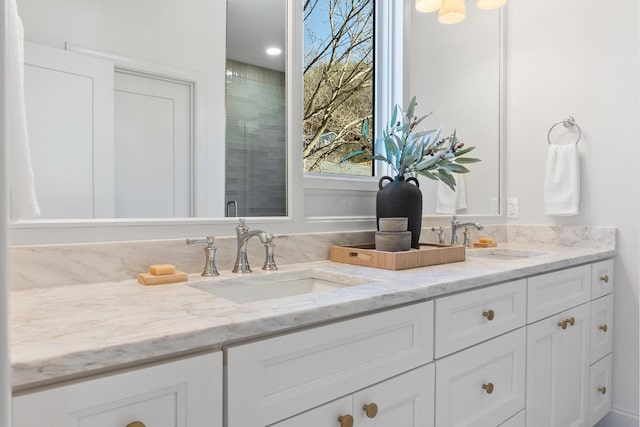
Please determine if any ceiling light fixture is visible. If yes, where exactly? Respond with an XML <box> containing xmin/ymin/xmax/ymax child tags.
<box><xmin>416</xmin><ymin>0</ymin><xmax>507</xmax><ymax>24</ymax></box>
<box><xmin>266</xmin><ymin>47</ymin><xmax>282</xmax><ymax>56</ymax></box>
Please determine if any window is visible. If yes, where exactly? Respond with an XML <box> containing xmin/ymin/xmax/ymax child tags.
<box><xmin>303</xmin><ymin>0</ymin><xmax>375</xmax><ymax>176</ymax></box>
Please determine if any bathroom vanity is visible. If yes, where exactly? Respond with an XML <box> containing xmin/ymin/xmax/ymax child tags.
<box><xmin>10</xmin><ymin>238</ymin><xmax>614</xmax><ymax>427</ymax></box>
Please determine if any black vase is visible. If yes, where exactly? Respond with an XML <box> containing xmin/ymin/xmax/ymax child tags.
<box><xmin>377</xmin><ymin>175</ymin><xmax>423</xmax><ymax>249</ymax></box>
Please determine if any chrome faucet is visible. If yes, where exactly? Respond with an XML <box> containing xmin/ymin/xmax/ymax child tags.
<box><xmin>233</xmin><ymin>219</ymin><xmax>281</xmax><ymax>273</ymax></box>
<box><xmin>186</xmin><ymin>236</ymin><xmax>219</xmax><ymax>276</ymax></box>
<box><xmin>450</xmin><ymin>215</ymin><xmax>484</xmax><ymax>245</ymax></box>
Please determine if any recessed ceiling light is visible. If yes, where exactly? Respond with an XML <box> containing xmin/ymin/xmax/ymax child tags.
<box><xmin>266</xmin><ymin>47</ymin><xmax>282</xmax><ymax>56</ymax></box>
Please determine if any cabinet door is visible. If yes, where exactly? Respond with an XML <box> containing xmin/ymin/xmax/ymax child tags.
<box><xmin>13</xmin><ymin>353</ymin><xmax>222</xmax><ymax>427</ymax></box>
<box><xmin>526</xmin><ymin>303</ymin><xmax>590</xmax><ymax>427</ymax></box>
<box><xmin>589</xmin><ymin>353</ymin><xmax>613</xmax><ymax>426</ymax></box>
<box><xmin>591</xmin><ymin>259</ymin><xmax>614</xmax><ymax>299</ymax></box>
<box><xmin>527</xmin><ymin>265</ymin><xmax>591</xmax><ymax>323</ymax></box>
<box><xmin>590</xmin><ymin>294</ymin><xmax>613</xmax><ymax>364</ymax></box>
<box><xmin>435</xmin><ymin>328</ymin><xmax>526</xmax><ymax>427</ymax></box>
<box><xmin>434</xmin><ymin>279</ymin><xmax>526</xmax><ymax>358</ymax></box>
<box><xmin>354</xmin><ymin>364</ymin><xmax>435</xmax><ymax>427</ymax></box>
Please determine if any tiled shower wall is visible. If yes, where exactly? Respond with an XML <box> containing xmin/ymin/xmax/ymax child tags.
<box><xmin>225</xmin><ymin>60</ymin><xmax>286</xmax><ymax>217</ymax></box>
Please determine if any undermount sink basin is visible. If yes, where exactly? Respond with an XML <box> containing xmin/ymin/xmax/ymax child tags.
<box><xmin>467</xmin><ymin>248</ymin><xmax>548</xmax><ymax>260</ymax></box>
<box><xmin>189</xmin><ymin>269</ymin><xmax>374</xmax><ymax>303</ymax></box>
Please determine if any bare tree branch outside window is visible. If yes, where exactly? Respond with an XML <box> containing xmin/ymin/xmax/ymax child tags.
<box><xmin>303</xmin><ymin>0</ymin><xmax>374</xmax><ymax>175</ymax></box>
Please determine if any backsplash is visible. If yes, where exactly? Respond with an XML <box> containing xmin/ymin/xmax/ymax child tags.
<box><xmin>8</xmin><ymin>225</ymin><xmax>615</xmax><ymax>290</ymax></box>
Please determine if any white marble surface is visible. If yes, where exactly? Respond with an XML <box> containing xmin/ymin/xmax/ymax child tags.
<box><xmin>10</xmin><ymin>226</ymin><xmax>615</xmax><ymax>391</ymax></box>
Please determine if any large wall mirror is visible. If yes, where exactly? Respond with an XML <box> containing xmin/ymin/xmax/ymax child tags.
<box><xmin>17</xmin><ymin>0</ymin><xmax>287</xmax><ymax>220</ymax></box>
<box><xmin>408</xmin><ymin>4</ymin><xmax>503</xmax><ymax>216</ymax></box>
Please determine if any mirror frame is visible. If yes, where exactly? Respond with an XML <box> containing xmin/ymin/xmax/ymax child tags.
<box><xmin>10</xmin><ymin>1</ymin><xmax>506</xmax><ymax>245</ymax></box>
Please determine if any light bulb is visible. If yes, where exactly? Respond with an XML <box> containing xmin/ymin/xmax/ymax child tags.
<box><xmin>438</xmin><ymin>0</ymin><xmax>465</xmax><ymax>24</ymax></box>
<box><xmin>477</xmin><ymin>0</ymin><xmax>508</xmax><ymax>10</ymax></box>
<box><xmin>416</xmin><ymin>0</ymin><xmax>443</xmax><ymax>13</ymax></box>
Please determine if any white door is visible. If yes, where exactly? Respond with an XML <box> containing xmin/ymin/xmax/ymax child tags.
<box><xmin>526</xmin><ymin>303</ymin><xmax>590</xmax><ymax>427</ymax></box>
<box><xmin>114</xmin><ymin>71</ymin><xmax>193</xmax><ymax>218</ymax></box>
<box><xmin>24</xmin><ymin>42</ymin><xmax>114</xmax><ymax>219</ymax></box>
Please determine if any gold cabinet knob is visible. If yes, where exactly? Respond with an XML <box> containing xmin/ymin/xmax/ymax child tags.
<box><xmin>126</xmin><ymin>422</ymin><xmax>146</xmax><ymax>427</ymax></box>
<box><xmin>599</xmin><ymin>324</ymin><xmax>608</xmax><ymax>332</ymax></box>
<box><xmin>338</xmin><ymin>414</ymin><xmax>354</xmax><ymax>427</ymax></box>
<box><xmin>568</xmin><ymin>317</ymin><xmax>575</xmax><ymax>326</ymax></box>
<box><xmin>482</xmin><ymin>310</ymin><xmax>495</xmax><ymax>321</ymax></box>
<box><xmin>557</xmin><ymin>320</ymin><xmax>568</xmax><ymax>330</ymax></box>
<box><xmin>482</xmin><ymin>383</ymin><xmax>494</xmax><ymax>394</ymax></box>
<box><xmin>598</xmin><ymin>386</ymin><xmax>607</xmax><ymax>395</ymax></box>
<box><xmin>600</xmin><ymin>274</ymin><xmax>609</xmax><ymax>283</ymax></box>
<box><xmin>363</xmin><ymin>402</ymin><xmax>378</xmax><ymax>418</ymax></box>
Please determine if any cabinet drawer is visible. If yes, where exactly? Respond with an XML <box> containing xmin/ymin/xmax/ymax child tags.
<box><xmin>226</xmin><ymin>301</ymin><xmax>434</xmax><ymax>427</ymax></box>
<box><xmin>13</xmin><ymin>352</ymin><xmax>222</xmax><ymax>427</ymax></box>
<box><xmin>435</xmin><ymin>280</ymin><xmax>526</xmax><ymax>358</ymax></box>
<box><xmin>435</xmin><ymin>328</ymin><xmax>526</xmax><ymax>427</ymax></box>
<box><xmin>592</xmin><ymin>259</ymin><xmax>614</xmax><ymax>299</ymax></box>
<box><xmin>589</xmin><ymin>353</ymin><xmax>613</xmax><ymax>426</ymax></box>
<box><xmin>500</xmin><ymin>410</ymin><xmax>525</xmax><ymax>427</ymax></box>
<box><xmin>591</xmin><ymin>294</ymin><xmax>613</xmax><ymax>364</ymax></box>
<box><xmin>527</xmin><ymin>264</ymin><xmax>591</xmax><ymax>322</ymax></box>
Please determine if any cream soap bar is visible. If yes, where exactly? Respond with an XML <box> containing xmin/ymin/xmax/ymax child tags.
<box><xmin>149</xmin><ymin>264</ymin><xmax>176</xmax><ymax>276</ymax></box>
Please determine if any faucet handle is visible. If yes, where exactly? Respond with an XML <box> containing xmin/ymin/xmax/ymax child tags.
<box><xmin>186</xmin><ymin>236</ymin><xmax>215</xmax><ymax>248</ymax></box>
<box><xmin>431</xmin><ymin>226</ymin><xmax>446</xmax><ymax>245</ymax></box>
<box><xmin>186</xmin><ymin>236</ymin><xmax>219</xmax><ymax>277</ymax></box>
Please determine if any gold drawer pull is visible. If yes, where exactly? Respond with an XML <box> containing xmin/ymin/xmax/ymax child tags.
<box><xmin>558</xmin><ymin>320</ymin><xmax>568</xmax><ymax>330</ymax></box>
<box><xmin>558</xmin><ymin>317</ymin><xmax>576</xmax><ymax>329</ymax></box>
<box><xmin>338</xmin><ymin>414</ymin><xmax>354</xmax><ymax>427</ymax></box>
<box><xmin>363</xmin><ymin>402</ymin><xmax>378</xmax><ymax>418</ymax></box>
<box><xmin>127</xmin><ymin>422</ymin><xmax>146</xmax><ymax>427</ymax></box>
<box><xmin>483</xmin><ymin>310</ymin><xmax>495</xmax><ymax>321</ymax></box>
<box><xmin>482</xmin><ymin>383</ymin><xmax>494</xmax><ymax>394</ymax></box>
<box><xmin>600</xmin><ymin>274</ymin><xmax>609</xmax><ymax>283</ymax></box>
<box><xmin>599</xmin><ymin>324</ymin><xmax>608</xmax><ymax>332</ymax></box>
<box><xmin>598</xmin><ymin>386</ymin><xmax>607</xmax><ymax>395</ymax></box>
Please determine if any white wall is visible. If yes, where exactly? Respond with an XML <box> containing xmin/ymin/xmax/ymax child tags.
<box><xmin>505</xmin><ymin>1</ymin><xmax>639</xmax><ymax>423</ymax></box>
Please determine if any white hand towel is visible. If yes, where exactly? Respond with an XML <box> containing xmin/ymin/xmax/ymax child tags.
<box><xmin>435</xmin><ymin>174</ymin><xmax>467</xmax><ymax>215</ymax></box>
<box><xmin>544</xmin><ymin>143</ymin><xmax>580</xmax><ymax>216</ymax></box>
<box><xmin>7</xmin><ymin>0</ymin><xmax>40</xmax><ymax>220</ymax></box>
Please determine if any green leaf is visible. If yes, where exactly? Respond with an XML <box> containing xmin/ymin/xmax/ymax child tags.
<box><xmin>390</xmin><ymin>104</ymin><xmax>399</xmax><ymax>127</ymax></box>
<box><xmin>417</xmin><ymin>170</ymin><xmax>438</xmax><ymax>180</ymax></box>
<box><xmin>455</xmin><ymin>157</ymin><xmax>482</xmax><ymax>164</ymax></box>
<box><xmin>446</xmin><ymin>163</ymin><xmax>470</xmax><ymax>173</ymax></box>
<box><xmin>412</xmin><ymin>112</ymin><xmax>432</xmax><ymax>129</ymax></box>
<box><xmin>340</xmin><ymin>150</ymin><xmax>366</xmax><ymax>163</ymax></box>
<box><xmin>453</xmin><ymin>146</ymin><xmax>475</xmax><ymax>157</ymax></box>
<box><xmin>406</xmin><ymin>96</ymin><xmax>417</xmax><ymax>120</ymax></box>
<box><xmin>437</xmin><ymin>168</ymin><xmax>457</xmax><ymax>191</ymax></box>
<box><xmin>384</xmin><ymin>135</ymin><xmax>399</xmax><ymax>157</ymax></box>
<box><xmin>415</xmin><ymin>155</ymin><xmax>440</xmax><ymax>171</ymax></box>
<box><xmin>361</xmin><ymin>119</ymin><xmax>369</xmax><ymax>140</ymax></box>
<box><xmin>371</xmin><ymin>154</ymin><xmax>392</xmax><ymax>163</ymax></box>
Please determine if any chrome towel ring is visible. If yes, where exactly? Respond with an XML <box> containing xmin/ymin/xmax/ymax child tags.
<box><xmin>547</xmin><ymin>116</ymin><xmax>581</xmax><ymax>145</ymax></box>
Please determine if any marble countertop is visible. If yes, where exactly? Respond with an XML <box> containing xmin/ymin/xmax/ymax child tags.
<box><xmin>10</xmin><ymin>242</ymin><xmax>615</xmax><ymax>391</ymax></box>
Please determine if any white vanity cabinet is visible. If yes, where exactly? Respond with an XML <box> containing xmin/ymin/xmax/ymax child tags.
<box><xmin>525</xmin><ymin>261</ymin><xmax>615</xmax><ymax>427</ymax></box>
<box><xmin>12</xmin><ymin>352</ymin><xmax>222</xmax><ymax>427</ymax></box>
<box><xmin>225</xmin><ymin>301</ymin><xmax>434</xmax><ymax>427</ymax></box>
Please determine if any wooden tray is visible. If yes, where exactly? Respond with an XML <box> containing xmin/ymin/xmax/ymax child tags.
<box><xmin>329</xmin><ymin>243</ymin><xmax>466</xmax><ymax>270</ymax></box>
